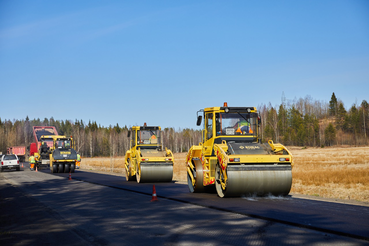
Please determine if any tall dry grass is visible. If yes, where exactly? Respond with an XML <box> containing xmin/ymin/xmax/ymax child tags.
<box><xmin>290</xmin><ymin>146</ymin><xmax>369</xmax><ymax>202</ymax></box>
<box><xmin>81</xmin><ymin>146</ymin><xmax>369</xmax><ymax>203</ymax></box>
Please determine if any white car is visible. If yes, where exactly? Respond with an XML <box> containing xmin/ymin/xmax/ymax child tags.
<box><xmin>0</xmin><ymin>154</ymin><xmax>20</xmax><ymax>172</ymax></box>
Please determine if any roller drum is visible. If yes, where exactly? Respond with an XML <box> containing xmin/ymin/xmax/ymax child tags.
<box><xmin>217</xmin><ymin>164</ymin><xmax>292</xmax><ymax>197</ymax></box>
<box><xmin>138</xmin><ymin>162</ymin><xmax>173</xmax><ymax>183</ymax></box>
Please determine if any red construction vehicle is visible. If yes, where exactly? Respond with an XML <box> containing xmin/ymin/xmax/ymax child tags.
<box><xmin>29</xmin><ymin>126</ymin><xmax>58</xmax><ymax>156</ymax></box>
<box><xmin>7</xmin><ymin>146</ymin><xmax>26</xmax><ymax>162</ymax></box>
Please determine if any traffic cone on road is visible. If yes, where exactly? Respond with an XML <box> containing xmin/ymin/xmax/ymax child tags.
<box><xmin>69</xmin><ymin>172</ymin><xmax>72</xmax><ymax>180</ymax></box>
<box><xmin>151</xmin><ymin>185</ymin><xmax>158</xmax><ymax>202</ymax></box>
<box><xmin>22</xmin><ymin>163</ymin><xmax>24</xmax><ymax>168</ymax></box>
<box><xmin>35</xmin><ymin>166</ymin><xmax>38</xmax><ymax>172</ymax></box>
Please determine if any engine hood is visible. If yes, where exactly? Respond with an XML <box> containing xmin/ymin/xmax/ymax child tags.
<box><xmin>227</xmin><ymin>142</ymin><xmax>273</xmax><ymax>155</ymax></box>
<box><xmin>53</xmin><ymin>148</ymin><xmax>77</xmax><ymax>160</ymax></box>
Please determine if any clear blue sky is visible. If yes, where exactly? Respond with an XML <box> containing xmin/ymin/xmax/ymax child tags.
<box><xmin>1</xmin><ymin>0</ymin><xmax>368</xmax><ymax>129</ymax></box>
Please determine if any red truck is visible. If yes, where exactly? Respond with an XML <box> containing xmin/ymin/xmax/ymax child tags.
<box><xmin>29</xmin><ymin>126</ymin><xmax>59</xmax><ymax>156</ymax></box>
<box><xmin>7</xmin><ymin>146</ymin><xmax>26</xmax><ymax>162</ymax></box>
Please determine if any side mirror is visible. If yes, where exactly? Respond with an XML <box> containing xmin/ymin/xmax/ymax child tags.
<box><xmin>196</xmin><ymin>115</ymin><xmax>202</xmax><ymax>126</ymax></box>
<box><xmin>258</xmin><ymin>116</ymin><xmax>261</xmax><ymax>125</ymax></box>
<box><xmin>127</xmin><ymin>131</ymin><xmax>131</xmax><ymax>138</ymax></box>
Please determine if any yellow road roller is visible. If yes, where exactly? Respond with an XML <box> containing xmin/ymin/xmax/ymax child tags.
<box><xmin>125</xmin><ymin>123</ymin><xmax>174</xmax><ymax>183</ymax></box>
<box><xmin>186</xmin><ymin>103</ymin><xmax>293</xmax><ymax>197</ymax></box>
<box><xmin>35</xmin><ymin>135</ymin><xmax>77</xmax><ymax>173</ymax></box>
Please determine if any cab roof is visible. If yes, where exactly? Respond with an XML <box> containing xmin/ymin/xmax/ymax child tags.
<box><xmin>203</xmin><ymin>106</ymin><xmax>257</xmax><ymax>113</ymax></box>
<box><xmin>40</xmin><ymin>135</ymin><xmax>71</xmax><ymax>140</ymax></box>
<box><xmin>131</xmin><ymin>126</ymin><xmax>161</xmax><ymax>131</ymax></box>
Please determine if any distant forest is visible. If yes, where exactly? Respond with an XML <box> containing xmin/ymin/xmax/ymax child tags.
<box><xmin>1</xmin><ymin>93</ymin><xmax>368</xmax><ymax>157</ymax></box>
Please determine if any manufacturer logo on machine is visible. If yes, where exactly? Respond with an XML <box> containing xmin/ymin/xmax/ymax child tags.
<box><xmin>60</xmin><ymin>151</ymin><xmax>71</xmax><ymax>155</ymax></box>
<box><xmin>239</xmin><ymin>146</ymin><xmax>260</xmax><ymax>150</ymax></box>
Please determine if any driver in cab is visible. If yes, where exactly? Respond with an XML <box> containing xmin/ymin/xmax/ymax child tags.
<box><xmin>235</xmin><ymin>120</ymin><xmax>253</xmax><ymax>134</ymax></box>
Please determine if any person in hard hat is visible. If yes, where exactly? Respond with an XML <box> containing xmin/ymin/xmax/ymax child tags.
<box><xmin>236</xmin><ymin>120</ymin><xmax>253</xmax><ymax>134</ymax></box>
<box><xmin>29</xmin><ymin>155</ymin><xmax>36</xmax><ymax>171</ymax></box>
<box><xmin>150</xmin><ymin>134</ymin><xmax>157</xmax><ymax>144</ymax></box>
<box><xmin>76</xmin><ymin>153</ymin><xmax>81</xmax><ymax>169</ymax></box>
<box><xmin>65</xmin><ymin>140</ymin><xmax>71</xmax><ymax>149</ymax></box>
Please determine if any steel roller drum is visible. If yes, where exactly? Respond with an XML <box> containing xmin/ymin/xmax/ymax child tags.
<box><xmin>138</xmin><ymin>162</ymin><xmax>173</xmax><ymax>182</ymax></box>
<box><xmin>220</xmin><ymin>164</ymin><xmax>292</xmax><ymax>197</ymax></box>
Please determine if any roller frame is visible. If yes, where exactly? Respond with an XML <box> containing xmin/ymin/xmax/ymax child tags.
<box><xmin>125</xmin><ymin>159</ymin><xmax>136</xmax><ymax>181</ymax></box>
<box><xmin>187</xmin><ymin>158</ymin><xmax>205</xmax><ymax>193</ymax></box>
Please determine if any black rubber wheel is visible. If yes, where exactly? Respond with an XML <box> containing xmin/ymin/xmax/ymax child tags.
<box><xmin>64</xmin><ymin>164</ymin><xmax>70</xmax><ymax>173</ymax></box>
<box><xmin>52</xmin><ymin>164</ymin><xmax>58</xmax><ymax>173</ymax></box>
<box><xmin>70</xmin><ymin>163</ymin><xmax>75</xmax><ymax>173</ymax></box>
<box><xmin>58</xmin><ymin>164</ymin><xmax>64</xmax><ymax>173</ymax></box>
<box><xmin>16</xmin><ymin>167</ymin><xmax>20</xmax><ymax>171</ymax></box>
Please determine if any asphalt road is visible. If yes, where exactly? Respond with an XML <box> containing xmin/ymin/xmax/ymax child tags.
<box><xmin>1</xmin><ymin>162</ymin><xmax>368</xmax><ymax>245</ymax></box>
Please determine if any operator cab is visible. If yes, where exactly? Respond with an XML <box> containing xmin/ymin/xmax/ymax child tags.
<box><xmin>55</xmin><ymin>138</ymin><xmax>72</xmax><ymax>149</ymax></box>
<box><xmin>198</xmin><ymin>103</ymin><xmax>260</xmax><ymax>144</ymax></box>
<box><xmin>129</xmin><ymin>124</ymin><xmax>162</xmax><ymax>150</ymax></box>
<box><xmin>215</xmin><ymin>111</ymin><xmax>258</xmax><ymax>136</ymax></box>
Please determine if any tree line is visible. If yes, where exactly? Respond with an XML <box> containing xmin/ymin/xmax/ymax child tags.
<box><xmin>259</xmin><ymin>93</ymin><xmax>368</xmax><ymax>147</ymax></box>
<box><xmin>1</xmin><ymin>93</ymin><xmax>367</xmax><ymax>157</ymax></box>
<box><xmin>0</xmin><ymin>117</ymin><xmax>202</xmax><ymax>157</ymax></box>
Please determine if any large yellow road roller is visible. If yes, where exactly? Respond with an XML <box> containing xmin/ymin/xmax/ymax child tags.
<box><xmin>125</xmin><ymin>123</ymin><xmax>174</xmax><ymax>183</ymax></box>
<box><xmin>35</xmin><ymin>135</ymin><xmax>78</xmax><ymax>173</ymax></box>
<box><xmin>186</xmin><ymin>103</ymin><xmax>294</xmax><ymax>197</ymax></box>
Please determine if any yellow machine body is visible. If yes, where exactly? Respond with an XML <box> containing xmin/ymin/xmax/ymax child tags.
<box><xmin>186</xmin><ymin>104</ymin><xmax>294</xmax><ymax>197</ymax></box>
<box><xmin>125</xmin><ymin>125</ymin><xmax>174</xmax><ymax>183</ymax></box>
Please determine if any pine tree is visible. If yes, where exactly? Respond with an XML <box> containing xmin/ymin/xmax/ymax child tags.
<box><xmin>361</xmin><ymin>100</ymin><xmax>368</xmax><ymax>141</ymax></box>
<box><xmin>336</xmin><ymin>102</ymin><xmax>347</xmax><ymax>130</ymax></box>
<box><xmin>329</xmin><ymin>92</ymin><xmax>338</xmax><ymax>116</ymax></box>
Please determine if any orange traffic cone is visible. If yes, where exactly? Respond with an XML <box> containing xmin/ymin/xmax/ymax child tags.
<box><xmin>35</xmin><ymin>166</ymin><xmax>38</xmax><ymax>172</ymax></box>
<box><xmin>22</xmin><ymin>163</ymin><xmax>24</xmax><ymax>168</ymax></box>
<box><xmin>69</xmin><ymin>172</ymin><xmax>72</xmax><ymax>180</ymax></box>
<box><xmin>151</xmin><ymin>185</ymin><xmax>158</xmax><ymax>202</ymax></box>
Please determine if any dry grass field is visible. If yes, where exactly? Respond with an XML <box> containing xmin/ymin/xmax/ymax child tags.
<box><xmin>81</xmin><ymin>146</ymin><xmax>369</xmax><ymax>203</ymax></box>
<box><xmin>290</xmin><ymin>146</ymin><xmax>369</xmax><ymax>203</ymax></box>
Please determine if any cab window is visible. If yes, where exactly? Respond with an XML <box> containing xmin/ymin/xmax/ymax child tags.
<box><xmin>206</xmin><ymin>113</ymin><xmax>213</xmax><ymax>140</ymax></box>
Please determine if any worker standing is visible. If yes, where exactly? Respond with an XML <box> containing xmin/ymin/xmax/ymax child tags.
<box><xmin>76</xmin><ymin>153</ymin><xmax>81</xmax><ymax>169</ymax></box>
<box><xmin>29</xmin><ymin>155</ymin><xmax>36</xmax><ymax>171</ymax></box>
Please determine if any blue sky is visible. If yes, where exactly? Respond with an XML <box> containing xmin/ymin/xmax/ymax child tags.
<box><xmin>1</xmin><ymin>0</ymin><xmax>368</xmax><ymax>129</ymax></box>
